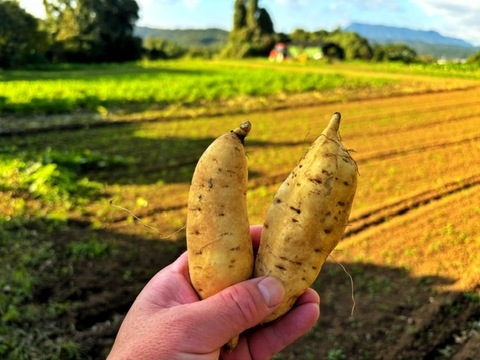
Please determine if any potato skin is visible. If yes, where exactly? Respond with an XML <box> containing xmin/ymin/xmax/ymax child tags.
<box><xmin>254</xmin><ymin>112</ymin><xmax>357</xmax><ymax>323</ymax></box>
<box><xmin>187</xmin><ymin>122</ymin><xmax>253</xmax><ymax>301</ymax></box>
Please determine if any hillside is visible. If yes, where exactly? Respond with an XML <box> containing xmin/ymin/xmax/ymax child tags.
<box><xmin>134</xmin><ymin>24</ymin><xmax>480</xmax><ymax>60</ymax></box>
<box><xmin>345</xmin><ymin>23</ymin><xmax>478</xmax><ymax>59</ymax></box>
<box><xmin>134</xmin><ymin>26</ymin><xmax>228</xmax><ymax>48</ymax></box>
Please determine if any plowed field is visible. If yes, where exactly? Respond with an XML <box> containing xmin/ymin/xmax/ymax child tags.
<box><xmin>2</xmin><ymin>65</ymin><xmax>479</xmax><ymax>359</ymax></box>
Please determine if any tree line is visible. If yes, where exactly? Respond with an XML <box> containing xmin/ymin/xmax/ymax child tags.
<box><xmin>1</xmin><ymin>0</ymin><xmax>479</xmax><ymax>69</ymax></box>
<box><xmin>0</xmin><ymin>0</ymin><xmax>141</xmax><ymax>68</ymax></box>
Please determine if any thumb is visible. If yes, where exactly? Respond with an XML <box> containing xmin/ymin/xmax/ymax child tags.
<box><xmin>192</xmin><ymin>276</ymin><xmax>285</xmax><ymax>348</ymax></box>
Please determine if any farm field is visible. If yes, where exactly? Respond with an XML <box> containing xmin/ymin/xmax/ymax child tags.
<box><xmin>1</xmin><ymin>60</ymin><xmax>479</xmax><ymax>359</ymax></box>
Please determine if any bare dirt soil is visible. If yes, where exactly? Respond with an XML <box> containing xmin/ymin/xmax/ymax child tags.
<box><xmin>43</xmin><ymin>221</ymin><xmax>479</xmax><ymax>359</ymax></box>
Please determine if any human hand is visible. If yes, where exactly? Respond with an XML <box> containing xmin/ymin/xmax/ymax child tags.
<box><xmin>107</xmin><ymin>225</ymin><xmax>320</xmax><ymax>360</ymax></box>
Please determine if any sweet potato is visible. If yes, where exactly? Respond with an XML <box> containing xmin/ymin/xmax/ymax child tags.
<box><xmin>254</xmin><ymin>112</ymin><xmax>357</xmax><ymax>323</ymax></box>
<box><xmin>186</xmin><ymin>121</ymin><xmax>253</xmax><ymax>349</ymax></box>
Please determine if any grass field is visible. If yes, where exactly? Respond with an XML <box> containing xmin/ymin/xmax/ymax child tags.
<box><xmin>0</xmin><ymin>60</ymin><xmax>393</xmax><ymax>116</ymax></box>
<box><xmin>1</xmin><ymin>59</ymin><xmax>479</xmax><ymax>359</ymax></box>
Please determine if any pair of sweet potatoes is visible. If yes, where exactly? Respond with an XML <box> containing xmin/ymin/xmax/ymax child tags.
<box><xmin>186</xmin><ymin>113</ymin><xmax>357</xmax><ymax>347</ymax></box>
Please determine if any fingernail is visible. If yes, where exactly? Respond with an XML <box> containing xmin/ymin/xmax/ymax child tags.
<box><xmin>257</xmin><ymin>277</ymin><xmax>284</xmax><ymax>307</ymax></box>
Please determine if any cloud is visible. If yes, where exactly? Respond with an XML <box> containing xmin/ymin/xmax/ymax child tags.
<box><xmin>183</xmin><ymin>0</ymin><xmax>201</xmax><ymax>10</ymax></box>
<box><xmin>412</xmin><ymin>0</ymin><xmax>480</xmax><ymax>44</ymax></box>
<box><xmin>271</xmin><ymin>0</ymin><xmax>309</xmax><ymax>5</ymax></box>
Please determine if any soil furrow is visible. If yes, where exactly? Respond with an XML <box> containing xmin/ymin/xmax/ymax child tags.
<box><xmin>352</xmin><ymin>111</ymin><xmax>480</xmax><ymax>138</ymax></box>
<box><xmin>347</xmin><ymin>96</ymin><xmax>480</xmax><ymax>125</ymax></box>
<box><xmin>355</xmin><ymin>134</ymin><xmax>480</xmax><ymax>164</ymax></box>
<box><xmin>344</xmin><ymin>174</ymin><xmax>480</xmax><ymax>238</ymax></box>
<box><xmin>249</xmin><ymin>135</ymin><xmax>480</xmax><ymax>189</ymax></box>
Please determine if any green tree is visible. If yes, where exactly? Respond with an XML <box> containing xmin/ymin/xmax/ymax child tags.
<box><xmin>290</xmin><ymin>28</ymin><xmax>311</xmax><ymax>42</ymax></box>
<box><xmin>466</xmin><ymin>50</ymin><xmax>480</xmax><ymax>65</ymax></box>
<box><xmin>233</xmin><ymin>0</ymin><xmax>247</xmax><ymax>31</ymax></box>
<box><xmin>257</xmin><ymin>8</ymin><xmax>274</xmax><ymax>35</ymax></box>
<box><xmin>0</xmin><ymin>0</ymin><xmax>48</xmax><ymax>68</ymax></box>
<box><xmin>143</xmin><ymin>37</ymin><xmax>186</xmax><ymax>60</ymax></box>
<box><xmin>373</xmin><ymin>43</ymin><xmax>418</xmax><ymax>63</ymax></box>
<box><xmin>43</xmin><ymin>0</ymin><xmax>142</xmax><ymax>63</ymax></box>
<box><xmin>290</xmin><ymin>28</ymin><xmax>372</xmax><ymax>61</ymax></box>
<box><xmin>222</xmin><ymin>0</ymin><xmax>276</xmax><ymax>58</ymax></box>
<box><xmin>324</xmin><ymin>29</ymin><xmax>372</xmax><ymax>60</ymax></box>
<box><xmin>246</xmin><ymin>0</ymin><xmax>258</xmax><ymax>28</ymax></box>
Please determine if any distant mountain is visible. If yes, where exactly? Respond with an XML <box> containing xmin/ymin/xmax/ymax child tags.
<box><xmin>134</xmin><ymin>24</ymin><xmax>479</xmax><ymax>60</ymax></box>
<box><xmin>346</xmin><ymin>23</ymin><xmax>473</xmax><ymax>47</ymax></box>
<box><xmin>345</xmin><ymin>23</ymin><xmax>478</xmax><ymax>59</ymax></box>
<box><xmin>134</xmin><ymin>27</ymin><xmax>229</xmax><ymax>48</ymax></box>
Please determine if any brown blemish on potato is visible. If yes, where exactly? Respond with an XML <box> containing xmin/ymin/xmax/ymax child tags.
<box><xmin>208</xmin><ymin>178</ymin><xmax>214</xmax><ymax>189</ymax></box>
<box><xmin>309</xmin><ymin>176</ymin><xmax>322</xmax><ymax>185</ymax></box>
<box><xmin>280</xmin><ymin>256</ymin><xmax>302</xmax><ymax>266</ymax></box>
<box><xmin>289</xmin><ymin>206</ymin><xmax>301</xmax><ymax>214</ymax></box>
<box><xmin>275</xmin><ymin>264</ymin><xmax>286</xmax><ymax>271</ymax></box>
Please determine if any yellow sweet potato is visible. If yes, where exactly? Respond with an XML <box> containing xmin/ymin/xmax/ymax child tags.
<box><xmin>187</xmin><ymin>121</ymin><xmax>253</xmax><ymax>298</ymax></box>
<box><xmin>254</xmin><ymin>112</ymin><xmax>357</xmax><ymax>323</ymax></box>
<box><xmin>186</xmin><ymin>122</ymin><xmax>253</xmax><ymax>349</ymax></box>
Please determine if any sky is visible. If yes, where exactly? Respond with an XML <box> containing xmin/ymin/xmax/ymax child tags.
<box><xmin>19</xmin><ymin>0</ymin><xmax>480</xmax><ymax>46</ymax></box>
